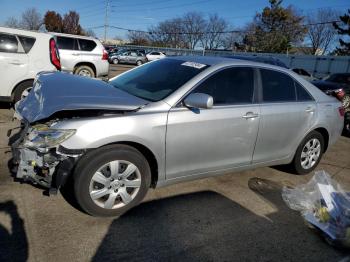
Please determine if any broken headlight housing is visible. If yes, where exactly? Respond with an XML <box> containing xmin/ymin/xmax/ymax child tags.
<box><xmin>24</xmin><ymin>126</ymin><xmax>76</xmax><ymax>149</ymax></box>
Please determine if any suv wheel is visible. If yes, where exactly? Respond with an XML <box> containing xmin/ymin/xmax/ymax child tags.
<box><xmin>13</xmin><ymin>81</ymin><xmax>33</xmax><ymax>103</ymax></box>
<box><xmin>292</xmin><ymin>131</ymin><xmax>324</xmax><ymax>175</ymax></box>
<box><xmin>74</xmin><ymin>145</ymin><xmax>151</xmax><ymax>217</ymax></box>
<box><xmin>74</xmin><ymin>65</ymin><xmax>95</xmax><ymax>78</ymax></box>
<box><xmin>136</xmin><ymin>60</ymin><xmax>143</xmax><ymax>66</ymax></box>
<box><xmin>112</xmin><ymin>58</ymin><xmax>119</xmax><ymax>64</ymax></box>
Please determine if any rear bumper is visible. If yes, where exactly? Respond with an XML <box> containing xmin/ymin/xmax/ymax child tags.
<box><xmin>96</xmin><ymin>60</ymin><xmax>110</xmax><ymax>77</ymax></box>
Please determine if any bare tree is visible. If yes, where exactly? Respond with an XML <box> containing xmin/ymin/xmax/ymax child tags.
<box><xmin>62</xmin><ymin>11</ymin><xmax>82</xmax><ymax>35</ymax></box>
<box><xmin>201</xmin><ymin>14</ymin><xmax>228</xmax><ymax>49</ymax></box>
<box><xmin>21</xmin><ymin>8</ymin><xmax>42</xmax><ymax>30</ymax></box>
<box><xmin>4</xmin><ymin>17</ymin><xmax>21</xmax><ymax>28</ymax></box>
<box><xmin>127</xmin><ymin>31</ymin><xmax>149</xmax><ymax>45</ymax></box>
<box><xmin>182</xmin><ymin>12</ymin><xmax>206</xmax><ymax>49</ymax></box>
<box><xmin>306</xmin><ymin>9</ymin><xmax>340</xmax><ymax>55</ymax></box>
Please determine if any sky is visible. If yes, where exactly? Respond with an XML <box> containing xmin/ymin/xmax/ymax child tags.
<box><xmin>0</xmin><ymin>0</ymin><xmax>349</xmax><ymax>39</ymax></box>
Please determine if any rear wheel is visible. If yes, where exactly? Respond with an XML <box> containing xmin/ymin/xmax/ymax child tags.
<box><xmin>74</xmin><ymin>65</ymin><xmax>95</xmax><ymax>78</ymax></box>
<box><xmin>136</xmin><ymin>60</ymin><xmax>143</xmax><ymax>66</ymax></box>
<box><xmin>13</xmin><ymin>80</ymin><xmax>33</xmax><ymax>103</ymax></box>
<box><xmin>292</xmin><ymin>131</ymin><xmax>324</xmax><ymax>175</ymax></box>
<box><xmin>112</xmin><ymin>58</ymin><xmax>119</xmax><ymax>64</ymax></box>
<box><xmin>74</xmin><ymin>144</ymin><xmax>151</xmax><ymax>217</ymax></box>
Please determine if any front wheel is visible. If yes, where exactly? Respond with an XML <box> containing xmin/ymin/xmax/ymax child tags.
<box><xmin>136</xmin><ymin>60</ymin><xmax>143</xmax><ymax>66</ymax></box>
<box><xmin>292</xmin><ymin>131</ymin><xmax>324</xmax><ymax>175</ymax></box>
<box><xmin>74</xmin><ymin>145</ymin><xmax>151</xmax><ymax>217</ymax></box>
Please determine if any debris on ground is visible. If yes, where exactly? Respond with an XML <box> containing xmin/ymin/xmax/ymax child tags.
<box><xmin>282</xmin><ymin>170</ymin><xmax>350</xmax><ymax>248</ymax></box>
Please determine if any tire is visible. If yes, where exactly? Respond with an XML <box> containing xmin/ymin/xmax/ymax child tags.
<box><xmin>74</xmin><ymin>144</ymin><xmax>151</xmax><ymax>217</ymax></box>
<box><xmin>74</xmin><ymin>65</ymin><xmax>95</xmax><ymax>78</ymax></box>
<box><xmin>13</xmin><ymin>80</ymin><xmax>34</xmax><ymax>103</ymax></box>
<box><xmin>292</xmin><ymin>131</ymin><xmax>324</xmax><ymax>175</ymax></box>
<box><xmin>136</xmin><ymin>60</ymin><xmax>143</xmax><ymax>66</ymax></box>
<box><xmin>112</xmin><ymin>58</ymin><xmax>119</xmax><ymax>64</ymax></box>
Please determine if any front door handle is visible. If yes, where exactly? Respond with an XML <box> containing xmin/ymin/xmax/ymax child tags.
<box><xmin>242</xmin><ymin>112</ymin><xmax>259</xmax><ymax>119</ymax></box>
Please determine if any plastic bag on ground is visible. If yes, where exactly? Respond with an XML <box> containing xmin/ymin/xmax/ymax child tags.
<box><xmin>282</xmin><ymin>170</ymin><xmax>350</xmax><ymax>247</ymax></box>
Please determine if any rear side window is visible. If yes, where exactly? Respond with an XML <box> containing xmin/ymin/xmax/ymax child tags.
<box><xmin>18</xmin><ymin>36</ymin><xmax>36</xmax><ymax>53</ymax></box>
<box><xmin>261</xmin><ymin>69</ymin><xmax>296</xmax><ymax>102</ymax></box>
<box><xmin>295</xmin><ymin>82</ymin><xmax>313</xmax><ymax>101</ymax></box>
<box><xmin>56</xmin><ymin>36</ymin><xmax>77</xmax><ymax>50</ymax></box>
<box><xmin>78</xmin><ymin>39</ymin><xmax>96</xmax><ymax>51</ymax></box>
<box><xmin>195</xmin><ymin>67</ymin><xmax>255</xmax><ymax>105</ymax></box>
<box><xmin>0</xmin><ymin>33</ymin><xmax>18</xmax><ymax>53</ymax></box>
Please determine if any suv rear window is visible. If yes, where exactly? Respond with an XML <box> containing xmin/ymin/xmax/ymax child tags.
<box><xmin>78</xmin><ymin>39</ymin><xmax>96</xmax><ymax>51</ymax></box>
<box><xmin>0</xmin><ymin>33</ymin><xmax>18</xmax><ymax>53</ymax></box>
<box><xmin>56</xmin><ymin>36</ymin><xmax>77</xmax><ymax>50</ymax></box>
<box><xmin>18</xmin><ymin>36</ymin><xmax>36</xmax><ymax>53</ymax></box>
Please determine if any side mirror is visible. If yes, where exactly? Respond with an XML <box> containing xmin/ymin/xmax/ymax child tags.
<box><xmin>183</xmin><ymin>93</ymin><xmax>213</xmax><ymax>109</ymax></box>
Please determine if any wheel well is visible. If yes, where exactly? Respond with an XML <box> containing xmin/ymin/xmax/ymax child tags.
<box><xmin>74</xmin><ymin>62</ymin><xmax>96</xmax><ymax>76</ymax></box>
<box><xmin>11</xmin><ymin>79</ymin><xmax>34</xmax><ymax>100</ymax></box>
<box><xmin>314</xmin><ymin>127</ymin><xmax>329</xmax><ymax>152</ymax></box>
<box><xmin>109</xmin><ymin>142</ymin><xmax>159</xmax><ymax>188</ymax></box>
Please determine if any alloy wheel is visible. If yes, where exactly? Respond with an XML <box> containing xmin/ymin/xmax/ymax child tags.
<box><xmin>20</xmin><ymin>87</ymin><xmax>32</xmax><ymax>100</ymax></box>
<box><xmin>89</xmin><ymin>160</ymin><xmax>141</xmax><ymax>209</ymax></box>
<box><xmin>78</xmin><ymin>69</ymin><xmax>92</xmax><ymax>77</ymax></box>
<box><xmin>300</xmin><ymin>138</ymin><xmax>321</xmax><ymax>169</ymax></box>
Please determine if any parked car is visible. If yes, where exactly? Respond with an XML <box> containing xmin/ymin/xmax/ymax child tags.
<box><xmin>312</xmin><ymin>73</ymin><xmax>350</xmax><ymax>94</ymax></box>
<box><xmin>11</xmin><ymin>57</ymin><xmax>343</xmax><ymax>217</ymax></box>
<box><xmin>292</xmin><ymin>68</ymin><xmax>315</xmax><ymax>82</ymax></box>
<box><xmin>146</xmin><ymin>51</ymin><xmax>166</xmax><ymax>61</ymax></box>
<box><xmin>104</xmin><ymin>45</ymin><xmax>118</xmax><ymax>54</ymax></box>
<box><xmin>108</xmin><ymin>50</ymin><xmax>147</xmax><ymax>65</ymax></box>
<box><xmin>51</xmin><ymin>33</ymin><xmax>109</xmax><ymax>78</ymax></box>
<box><xmin>0</xmin><ymin>27</ymin><xmax>60</xmax><ymax>103</ymax></box>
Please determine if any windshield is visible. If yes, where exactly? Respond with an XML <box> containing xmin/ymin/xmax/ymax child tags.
<box><xmin>109</xmin><ymin>58</ymin><xmax>209</xmax><ymax>102</ymax></box>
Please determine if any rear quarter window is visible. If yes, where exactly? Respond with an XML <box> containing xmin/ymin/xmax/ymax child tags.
<box><xmin>78</xmin><ymin>39</ymin><xmax>96</xmax><ymax>51</ymax></box>
<box><xmin>56</xmin><ymin>36</ymin><xmax>77</xmax><ymax>50</ymax></box>
<box><xmin>18</xmin><ymin>36</ymin><xmax>36</xmax><ymax>53</ymax></box>
<box><xmin>0</xmin><ymin>33</ymin><xmax>18</xmax><ymax>53</ymax></box>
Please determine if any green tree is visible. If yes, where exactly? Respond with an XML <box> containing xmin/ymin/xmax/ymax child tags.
<box><xmin>244</xmin><ymin>0</ymin><xmax>306</xmax><ymax>53</ymax></box>
<box><xmin>333</xmin><ymin>9</ymin><xmax>350</xmax><ymax>55</ymax></box>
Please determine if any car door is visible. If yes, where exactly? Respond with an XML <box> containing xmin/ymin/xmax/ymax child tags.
<box><xmin>0</xmin><ymin>32</ymin><xmax>29</xmax><ymax>97</ymax></box>
<box><xmin>55</xmin><ymin>36</ymin><xmax>79</xmax><ymax>72</ymax></box>
<box><xmin>119</xmin><ymin>51</ymin><xmax>129</xmax><ymax>63</ymax></box>
<box><xmin>166</xmin><ymin>67</ymin><xmax>260</xmax><ymax>179</ymax></box>
<box><xmin>252</xmin><ymin>68</ymin><xmax>317</xmax><ymax>163</ymax></box>
<box><xmin>129</xmin><ymin>52</ymin><xmax>138</xmax><ymax>64</ymax></box>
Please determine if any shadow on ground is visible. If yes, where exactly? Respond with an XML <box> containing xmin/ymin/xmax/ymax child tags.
<box><xmin>0</xmin><ymin>201</ymin><xmax>28</xmax><ymax>262</ymax></box>
<box><xmin>93</xmin><ymin>178</ymin><xmax>346</xmax><ymax>262</ymax></box>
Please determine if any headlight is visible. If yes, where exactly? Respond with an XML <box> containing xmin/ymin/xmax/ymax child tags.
<box><xmin>24</xmin><ymin>127</ymin><xmax>76</xmax><ymax>149</ymax></box>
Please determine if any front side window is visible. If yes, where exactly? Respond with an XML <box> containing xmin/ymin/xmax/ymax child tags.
<box><xmin>194</xmin><ymin>67</ymin><xmax>255</xmax><ymax>105</ymax></box>
<box><xmin>109</xmin><ymin>58</ymin><xmax>209</xmax><ymax>102</ymax></box>
<box><xmin>0</xmin><ymin>33</ymin><xmax>18</xmax><ymax>53</ymax></box>
<box><xmin>78</xmin><ymin>39</ymin><xmax>96</xmax><ymax>51</ymax></box>
<box><xmin>56</xmin><ymin>36</ymin><xmax>77</xmax><ymax>50</ymax></box>
<box><xmin>261</xmin><ymin>69</ymin><xmax>296</xmax><ymax>102</ymax></box>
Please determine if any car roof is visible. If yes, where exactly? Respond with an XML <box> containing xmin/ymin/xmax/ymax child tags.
<box><xmin>0</xmin><ymin>26</ymin><xmax>52</xmax><ymax>38</ymax></box>
<box><xmin>168</xmin><ymin>55</ymin><xmax>290</xmax><ymax>72</ymax></box>
<box><xmin>50</xmin><ymin>32</ymin><xmax>99</xmax><ymax>41</ymax></box>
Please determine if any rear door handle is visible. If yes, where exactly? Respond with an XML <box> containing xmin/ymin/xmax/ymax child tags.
<box><xmin>242</xmin><ymin>112</ymin><xmax>259</xmax><ymax>119</ymax></box>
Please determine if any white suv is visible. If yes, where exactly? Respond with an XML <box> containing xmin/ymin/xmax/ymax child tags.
<box><xmin>51</xmin><ymin>33</ymin><xmax>109</xmax><ymax>78</ymax></box>
<box><xmin>0</xmin><ymin>27</ymin><xmax>60</xmax><ymax>103</ymax></box>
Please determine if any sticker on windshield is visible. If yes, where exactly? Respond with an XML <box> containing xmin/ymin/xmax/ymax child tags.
<box><xmin>181</xmin><ymin>61</ymin><xmax>207</xmax><ymax>69</ymax></box>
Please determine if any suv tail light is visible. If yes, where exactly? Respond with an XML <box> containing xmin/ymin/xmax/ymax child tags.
<box><xmin>339</xmin><ymin>106</ymin><xmax>345</xmax><ymax>117</ymax></box>
<box><xmin>49</xmin><ymin>38</ymin><xmax>61</xmax><ymax>70</ymax></box>
<box><xmin>102</xmin><ymin>49</ymin><xmax>108</xmax><ymax>60</ymax></box>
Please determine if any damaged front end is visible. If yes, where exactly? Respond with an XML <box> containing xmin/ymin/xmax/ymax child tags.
<box><xmin>9</xmin><ymin>120</ymin><xmax>82</xmax><ymax>194</ymax></box>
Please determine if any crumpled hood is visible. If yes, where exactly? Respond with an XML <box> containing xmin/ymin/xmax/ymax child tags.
<box><xmin>16</xmin><ymin>72</ymin><xmax>148</xmax><ymax>123</ymax></box>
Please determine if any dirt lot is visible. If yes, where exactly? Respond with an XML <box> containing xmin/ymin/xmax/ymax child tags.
<box><xmin>0</xmin><ymin>65</ymin><xmax>350</xmax><ymax>261</ymax></box>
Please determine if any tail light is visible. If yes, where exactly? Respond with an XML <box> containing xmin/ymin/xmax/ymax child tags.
<box><xmin>102</xmin><ymin>49</ymin><xmax>108</xmax><ymax>60</ymax></box>
<box><xmin>339</xmin><ymin>106</ymin><xmax>345</xmax><ymax>117</ymax></box>
<box><xmin>49</xmin><ymin>38</ymin><xmax>61</xmax><ymax>71</ymax></box>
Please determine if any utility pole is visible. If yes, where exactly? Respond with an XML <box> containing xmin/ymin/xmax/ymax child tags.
<box><xmin>104</xmin><ymin>0</ymin><xmax>110</xmax><ymax>43</ymax></box>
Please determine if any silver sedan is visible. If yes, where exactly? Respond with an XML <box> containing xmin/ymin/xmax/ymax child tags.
<box><xmin>12</xmin><ymin>57</ymin><xmax>344</xmax><ymax>216</ymax></box>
